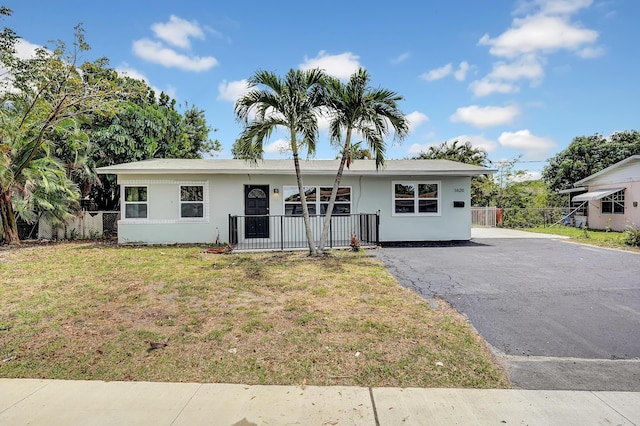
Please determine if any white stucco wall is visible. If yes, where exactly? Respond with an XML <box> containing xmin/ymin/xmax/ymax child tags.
<box><xmin>115</xmin><ymin>173</ymin><xmax>472</xmax><ymax>244</ymax></box>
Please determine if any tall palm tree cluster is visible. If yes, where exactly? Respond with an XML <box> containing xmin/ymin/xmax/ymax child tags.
<box><xmin>234</xmin><ymin>68</ymin><xmax>409</xmax><ymax>256</ymax></box>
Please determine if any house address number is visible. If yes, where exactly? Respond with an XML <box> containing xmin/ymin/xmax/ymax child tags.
<box><xmin>454</xmin><ymin>188</ymin><xmax>465</xmax><ymax>192</ymax></box>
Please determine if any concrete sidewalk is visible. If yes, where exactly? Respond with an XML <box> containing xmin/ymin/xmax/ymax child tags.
<box><xmin>1</xmin><ymin>379</ymin><xmax>639</xmax><ymax>425</ymax></box>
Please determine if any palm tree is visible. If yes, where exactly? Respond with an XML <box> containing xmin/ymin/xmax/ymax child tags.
<box><xmin>234</xmin><ymin>68</ymin><xmax>329</xmax><ymax>255</ymax></box>
<box><xmin>317</xmin><ymin>68</ymin><xmax>409</xmax><ymax>253</ymax></box>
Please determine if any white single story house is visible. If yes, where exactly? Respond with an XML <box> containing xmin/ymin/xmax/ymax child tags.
<box><xmin>563</xmin><ymin>155</ymin><xmax>640</xmax><ymax>231</ymax></box>
<box><xmin>96</xmin><ymin>158</ymin><xmax>494</xmax><ymax>249</ymax></box>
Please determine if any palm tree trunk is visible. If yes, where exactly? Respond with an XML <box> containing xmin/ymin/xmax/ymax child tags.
<box><xmin>0</xmin><ymin>186</ymin><xmax>20</xmax><ymax>244</ymax></box>
<box><xmin>317</xmin><ymin>131</ymin><xmax>352</xmax><ymax>253</ymax></box>
<box><xmin>290</xmin><ymin>137</ymin><xmax>317</xmax><ymax>256</ymax></box>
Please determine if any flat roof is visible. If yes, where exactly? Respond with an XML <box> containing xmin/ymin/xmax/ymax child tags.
<box><xmin>97</xmin><ymin>158</ymin><xmax>495</xmax><ymax>177</ymax></box>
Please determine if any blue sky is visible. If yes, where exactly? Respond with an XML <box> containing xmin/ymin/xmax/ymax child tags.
<box><xmin>6</xmin><ymin>0</ymin><xmax>639</xmax><ymax>178</ymax></box>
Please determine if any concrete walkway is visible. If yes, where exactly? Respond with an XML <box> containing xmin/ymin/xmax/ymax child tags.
<box><xmin>1</xmin><ymin>379</ymin><xmax>639</xmax><ymax>425</ymax></box>
<box><xmin>471</xmin><ymin>226</ymin><xmax>570</xmax><ymax>239</ymax></box>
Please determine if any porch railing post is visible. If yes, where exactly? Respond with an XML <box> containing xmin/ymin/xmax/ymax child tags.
<box><xmin>376</xmin><ymin>210</ymin><xmax>380</xmax><ymax>246</ymax></box>
<box><xmin>280</xmin><ymin>215</ymin><xmax>284</xmax><ymax>251</ymax></box>
<box><xmin>228</xmin><ymin>214</ymin><xmax>236</xmax><ymax>246</ymax></box>
<box><xmin>329</xmin><ymin>215</ymin><xmax>333</xmax><ymax>248</ymax></box>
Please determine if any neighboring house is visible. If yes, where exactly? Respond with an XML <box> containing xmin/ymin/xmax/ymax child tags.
<box><xmin>96</xmin><ymin>158</ymin><xmax>494</xmax><ymax>248</ymax></box>
<box><xmin>567</xmin><ymin>155</ymin><xmax>640</xmax><ymax>231</ymax></box>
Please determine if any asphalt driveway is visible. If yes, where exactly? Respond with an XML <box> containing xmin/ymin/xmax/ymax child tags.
<box><xmin>373</xmin><ymin>231</ymin><xmax>640</xmax><ymax>390</ymax></box>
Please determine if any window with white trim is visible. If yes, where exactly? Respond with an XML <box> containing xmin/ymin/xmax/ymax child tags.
<box><xmin>180</xmin><ymin>185</ymin><xmax>204</xmax><ymax>218</ymax></box>
<box><xmin>124</xmin><ymin>186</ymin><xmax>148</xmax><ymax>219</ymax></box>
<box><xmin>601</xmin><ymin>190</ymin><xmax>624</xmax><ymax>214</ymax></box>
<box><xmin>284</xmin><ymin>186</ymin><xmax>351</xmax><ymax>215</ymax></box>
<box><xmin>393</xmin><ymin>181</ymin><xmax>439</xmax><ymax>215</ymax></box>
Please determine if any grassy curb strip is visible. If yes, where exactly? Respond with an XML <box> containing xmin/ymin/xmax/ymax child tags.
<box><xmin>524</xmin><ymin>226</ymin><xmax>640</xmax><ymax>252</ymax></box>
<box><xmin>0</xmin><ymin>242</ymin><xmax>508</xmax><ymax>388</ymax></box>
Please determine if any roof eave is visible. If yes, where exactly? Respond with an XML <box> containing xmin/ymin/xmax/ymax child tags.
<box><xmin>574</xmin><ymin>155</ymin><xmax>640</xmax><ymax>186</ymax></box>
<box><xmin>96</xmin><ymin>168</ymin><xmax>496</xmax><ymax>177</ymax></box>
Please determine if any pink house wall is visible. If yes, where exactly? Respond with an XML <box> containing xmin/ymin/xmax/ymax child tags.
<box><xmin>586</xmin><ymin>182</ymin><xmax>640</xmax><ymax>231</ymax></box>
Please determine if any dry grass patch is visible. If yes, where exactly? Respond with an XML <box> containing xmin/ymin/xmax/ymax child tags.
<box><xmin>0</xmin><ymin>242</ymin><xmax>508</xmax><ymax>388</ymax></box>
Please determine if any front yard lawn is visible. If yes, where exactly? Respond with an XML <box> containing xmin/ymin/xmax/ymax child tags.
<box><xmin>525</xmin><ymin>226</ymin><xmax>640</xmax><ymax>252</ymax></box>
<box><xmin>0</xmin><ymin>242</ymin><xmax>508</xmax><ymax>388</ymax></box>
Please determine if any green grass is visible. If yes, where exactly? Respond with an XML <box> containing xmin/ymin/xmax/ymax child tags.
<box><xmin>0</xmin><ymin>242</ymin><xmax>509</xmax><ymax>388</ymax></box>
<box><xmin>524</xmin><ymin>226</ymin><xmax>639</xmax><ymax>252</ymax></box>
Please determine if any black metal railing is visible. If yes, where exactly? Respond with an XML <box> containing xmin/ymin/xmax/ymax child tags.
<box><xmin>228</xmin><ymin>213</ymin><xmax>379</xmax><ymax>251</ymax></box>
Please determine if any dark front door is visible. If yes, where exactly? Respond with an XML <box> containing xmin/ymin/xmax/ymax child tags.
<box><xmin>244</xmin><ymin>185</ymin><xmax>270</xmax><ymax>238</ymax></box>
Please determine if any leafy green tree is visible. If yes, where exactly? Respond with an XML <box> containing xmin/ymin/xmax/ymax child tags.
<box><xmin>317</xmin><ymin>68</ymin><xmax>408</xmax><ymax>253</ymax></box>
<box><xmin>78</xmin><ymin>61</ymin><xmax>220</xmax><ymax>210</ymax></box>
<box><xmin>415</xmin><ymin>140</ymin><xmax>489</xmax><ymax>166</ymax></box>
<box><xmin>0</xmin><ymin>18</ymin><xmax>111</xmax><ymax>244</ymax></box>
<box><xmin>542</xmin><ymin>131</ymin><xmax>640</xmax><ymax>192</ymax></box>
<box><xmin>335</xmin><ymin>141</ymin><xmax>373</xmax><ymax>162</ymax></box>
<box><xmin>0</xmin><ymin>10</ymin><xmax>219</xmax><ymax>242</ymax></box>
<box><xmin>234</xmin><ymin>68</ymin><xmax>330</xmax><ymax>255</ymax></box>
<box><xmin>413</xmin><ymin>140</ymin><xmax>492</xmax><ymax>206</ymax></box>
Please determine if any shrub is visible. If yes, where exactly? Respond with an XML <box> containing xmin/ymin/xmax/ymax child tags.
<box><xmin>623</xmin><ymin>225</ymin><xmax>640</xmax><ymax>247</ymax></box>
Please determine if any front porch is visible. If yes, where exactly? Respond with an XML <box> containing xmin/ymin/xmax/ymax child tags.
<box><xmin>228</xmin><ymin>213</ymin><xmax>379</xmax><ymax>252</ymax></box>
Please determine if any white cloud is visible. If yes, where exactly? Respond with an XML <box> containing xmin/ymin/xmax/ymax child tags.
<box><xmin>479</xmin><ymin>14</ymin><xmax>598</xmax><ymax>58</ymax></box>
<box><xmin>450</xmin><ymin>105</ymin><xmax>520</xmax><ymax>128</ymax></box>
<box><xmin>577</xmin><ymin>45</ymin><xmax>605</xmax><ymax>58</ymax></box>
<box><xmin>420</xmin><ymin>63</ymin><xmax>453</xmax><ymax>81</ymax></box>
<box><xmin>0</xmin><ymin>40</ymin><xmax>43</xmax><ymax>93</ymax></box>
<box><xmin>498</xmin><ymin>129</ymin><xmax>556</xmax><ymax>158</ymax></box>
<box><xmin>512</xmin><ymin>170</ymin><xmax>542</xmax><ymax>182</ymax></box>
<box><xmin>132</xmin><ymin>38</ymin><xmax>218</xmax><ymax>72</ymax></box>
<box><xmin>263</xmin><ymin>139</ymin><xmax>292</xmax><ymax>155</ymax></box>
<box><xmin>115</xmin><ymin>66</ymin><xmax>149</xmax><ymax>82</ymax></box>
<box><xmin>469</xmin><ymin>79</ymin><xmax>520</xmax><ymax>97</ymax></box>
<box><xmin>116</xmin><ymin>65</ymin><xmax>176</xmax><ymax>99</ymax></box>
<box><xmin>391</xmin><ymin>52</ymin><xmax>410</xmax><ymax>64</ymax></box>
<box><xmin>454</xmin><ymin>61</ymin><xmax>471</xmax><ymax>81</ymax></box>
<box><xmin>299</xmin><ymin>51</ymin><xmax>360</xmax><ymax>79</ymax></box>
<box><xmin>151</xmin><ymin>15</ymin><xmax>205</xmax><ymax>49</ymax></box>
<box><xmin>453</xmin><ymin>134</ymin><xmax>499</xmax><ymax>152</ymax></box>
<box><xmin>217</xmin><ymin>79</ymin><xmax>250</xmax><ymax>102</ymax></box>
<box><xmin>488</xmin><ymin>54</ymin><xmax>545</xmax><ymax>81</ymax></box>
<box><xmin>15</xmin><ymin>39</ymin><xmax>42</xmax><ymax>59</ymax></box>
<box><xmin>469</xmin><ymin>55</ymin><xmax>544</xmax><ymax>97</ymax></box>
<box><xmin>406</xmin><ymin>111</ymin><xmax>429</xmax><ymax>133</ymax></box>
<box><xmin>406</xmin><ymin>143</ymin><xmax>430</xmax><ymax>155</ymax></box>
<box><xmin>133</xmin><ymin>15</ymin><xmax>219</xmax><ymax>72</ymax></box>
<box><xmin>316</xmin><ymin>111</ymin><xmax>332</xmax><ymax>134</ymax></box>
<box><xmin>471</xmin><ymin>1</ymin><xmax>600</xmax><ymax>99</ymax></box>
<box><xmin>421</xmin><ymin>61</ymin><xmax>471</xmax><ymax>82</ymax></box>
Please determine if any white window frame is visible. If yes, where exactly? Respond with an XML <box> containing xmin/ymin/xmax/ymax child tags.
<box><xmin>392</xmin><ymin>181</ymin><xmax>441</xmax><ymax>217</ymax></box>
<box><xmin>179</xmin><ymin>184</ymin><xmax>205</xmax><ymax>220</ymax></box>
<box><xmin>601</xmin><ymin>190</ymin><xmax>625</xmax><ymax>215</ymax></box>
<box><xmin>119</xmin><ymin>180</ymin><xmax>209</xmax><ymax>224</ymax></box>
<box><xmin>123</xmin><ymin>185</ymin><xmax>148</xmax><ymax>219</ymax></box>
<box><xmin>283</xmin><ymin>185</ymin><xmax>352</xmax><ymax>216</ymax></box>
